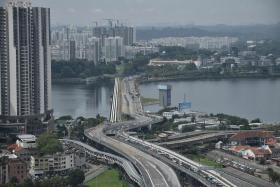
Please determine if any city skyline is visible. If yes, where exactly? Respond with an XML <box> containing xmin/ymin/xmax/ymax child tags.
<box><xmin>33</xmin><ymin>0</ymin><xmax>280</xmax><ymax>26</ymax></box>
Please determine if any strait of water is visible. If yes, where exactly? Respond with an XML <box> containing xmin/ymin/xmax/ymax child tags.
<box><xmin>140</xmin><ymin>79</ymin><xmax>280</xmax><ymax>123</ymax></box>
<box><xmin>52</xmin><ymin>84</ymin><xmax>113</xmax><ymax>119</ymax></box>
<box><xmin>52</xmin><ymin>79</ymin><xmax>280</xmax><ymax>122</ymax></box>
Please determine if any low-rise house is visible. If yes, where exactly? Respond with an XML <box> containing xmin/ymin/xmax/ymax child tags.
<box><xmin>229</xmin><ymin>131</ymin><xmax>277</xmax><ymax>147</ymax></box>
<box><xmin>8</xmin><ymin>144</ymin><xmax>39</xmax><ymax>163</ymax></box>
<box><xmin>229</xmin><ymin>145</ymin><xmax>272</xmax><ymax>161</ymax></box>
<box><xmin>16</xmin><ymin>135</ymin><xmax>37</xmax><ymax>149</ymax></box>
<box><xmin>30</xmin><ymin>153</ymin><xmax>75</xmax><ymax>178</ymax></box>
<box><xmin>0</xmin><ymin>154</ymin><xmax>28</xmax><ymax>185</ymax></box>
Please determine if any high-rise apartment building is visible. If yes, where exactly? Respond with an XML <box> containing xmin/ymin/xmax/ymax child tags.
<box><xmin>158</xmin><ymin>85</ymin><xmax>172</xmax><ymax>108</ymax></box>
<box><xmin>69</xmin><ymin>40</ymin><xmax>76</xmax><ymax>61</ymax></box>
<box><xmin>86</xmin><ymin>37</ymin><xmax>101</xmax><ymax>64</ymax></box>
<box><xmin>0</xmin><ymin>0</ymin><xmax>53</xmax><ymax>136</ymax></box>
<box><xmin>103</xmin><ymin>37</ymin><xmax>124</xmax><ymax>63</ymax></box>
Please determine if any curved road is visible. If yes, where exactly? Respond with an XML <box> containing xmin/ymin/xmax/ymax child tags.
<box><xmin>86</xmin><ymin>125</ymin><xmax>181</xmax><ymax>187</ymax></box>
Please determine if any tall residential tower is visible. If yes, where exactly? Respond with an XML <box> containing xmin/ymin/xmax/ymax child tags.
<box><xmin>0</xmin><ymin>0</ymin><xmax>53</xmax><ymax>137</ymax></box>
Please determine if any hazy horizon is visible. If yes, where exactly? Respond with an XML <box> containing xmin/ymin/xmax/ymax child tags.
<box><xmin>33</xmin><ymin>0</ymin><xmax>280</xmax><ymax>26</ymax></box>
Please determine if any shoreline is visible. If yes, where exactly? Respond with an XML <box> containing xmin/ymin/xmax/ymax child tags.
<box><xmin>52</xmin><ymin>73</ymin><xmax>280</xmax><ymax>85</ymax></box>
<box><xmin>139</xmin><ymin>74</ymin><xmax>280</xmax><ymax>84</ymax></box>
<box><xmin>52</xmin><ymin>76</ymin><xmax>114</xmax><ymax>85</ymax></box>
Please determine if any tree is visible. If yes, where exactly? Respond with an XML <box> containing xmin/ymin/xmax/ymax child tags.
<box><xmin>37</xmin><ymin>133</ymin><xmax>63</xmax><ymax>155</ymax></box>
<box><xmin>9</xmin><ymin>176</ymin><xmax>19</xmax><ymax>184</ymax></box>
<box><xmin>61</xmin><ymin>66</ymin><xmax>76</xmax><ymax>78</ymax></box>
<box><xmin>58</xmin><ymin>115</ymin><xmax>73</xmax><ymax>120</ymax></box>
<box><xmin>251</xmin><ymin>118</ymin><xmax>262</xmax><ymax>123</ymax></box>
<box><xmin>68</xmin><ymin>169</ymin><xmax>85</xmax><ymax>187</ymax></box>
<box><xmin>22</xmin><ymin>178</ymin><xmax>35</xmax><ymax>187</ymax></box>
<box><xmin>267</xmin><ymin>168</ymin><xmax>280</xmax><ymax>184</ymax></box>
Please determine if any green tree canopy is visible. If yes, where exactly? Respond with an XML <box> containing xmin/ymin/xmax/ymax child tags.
<box><xmin>37</xmin><ymin>133</ymin><xmax>63</xmax><ymax>155</ymax></box>
<box><xmin>68</xmin><ymin>169</ymin><xmax>85</xmax><ymax>187</ymax></box>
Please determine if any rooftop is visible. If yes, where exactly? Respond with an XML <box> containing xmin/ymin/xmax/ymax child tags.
<box><xmin>17</xmin><ymin>134</ymin><xmax>36</xmax><ymax>142</ymax></box>
<box><xmin>0</xmin><ymin>0</ymin><xmax>32</xmax><ymax>8</ymax></box>
<box><xmin>230</xmin><ymin>131</ymin><xmax>275</xmax><ymax>141</ymax></box>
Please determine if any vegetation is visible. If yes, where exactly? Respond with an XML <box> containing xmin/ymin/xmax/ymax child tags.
<box><xmin>191</xmin><ymin>155</ymin><xmax>223</xmax><ymax>168</ymax></box>
<box><xmin>251</xmin><ymin>118</ymin><xmax>262</xmax><ymax>123</ymax></box>
<box><xmin>0</xmin><ymin>170</ymin><xmax>86</xmax><ymax>187</ymax></box>
<box><xmin>187</xmin><ymin>154</ymin><xmax>223</xmax><ymax>168</ymax></box>
<box><xmin>215</xmin><ymin>113</ymin><xmax>249</xmax><ymax>126</ymax></box>
<box><xmin>85</xmin><ymin>169</ymin><xmax>131</xmax><ymax>187</ymax></box>
<box><xmin>120</xmin><ymin>54</ymin><xmax>150</xmax><ymax>76</ymax></box>
<box><xmin>140</xmin><ymin>97</ymin><xmax>159</xmax><ymax>106</ymax></box>
<box><xmin>37</xmin><ymin>133</ymin><xmax>63</xmax><ymax>155</ymax></box>
<box><xmin>52</xmin><ymin>60</ymin><xmax>116</xmax><ymax>79</ymax></box>
<box><xmin>137</xmin><ymin>24</ymin><xmax>280</xmax><ymax>41</ymax></box>
<box><xmin>181</xmin><ymin>125</ymin><xmax>196</xmax><ymax>133</ymax></box>
<box><xmin>69</xmin><ymin>115</ymin><xmax>106</xmax><ymax>141</ymax></box>
<box><xmin>267</xmin><ymin>168</ymin><xmax>280</xmax><ymax>185</ymax></box>
<box><xmin>159</xmin><ymin>46</ymin><xmax>213</xmax><ymax>60</ymax></box>
<box><xmin>68</xmin><ymin>169</ymin><xmax>85</xmax><ymax>187</ymax></box>
<box><xmin>57</xmin><ymin>115</ymin><xmax>73</xmax><ymax>120</ymax></box>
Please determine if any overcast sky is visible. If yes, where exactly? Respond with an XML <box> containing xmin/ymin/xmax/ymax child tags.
<box><xmin>33</xmin><ymin>0</ymin><xmax>280</xmax><ymax>26</ymax></box>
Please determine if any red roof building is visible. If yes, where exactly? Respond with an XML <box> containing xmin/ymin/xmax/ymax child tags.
<box><xmin>230</xmin><ymin>131</ymin><xmax>277</xmax><ymax>147</ymax></box>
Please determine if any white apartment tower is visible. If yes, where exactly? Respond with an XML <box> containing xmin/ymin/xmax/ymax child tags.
<box><xmin>0</xmin><ymin>0</ymin><xmax>52</xmax><ymax>134</ymax></box>
<box><xmin>103</xmin><ymin>36</ymin><xmax>124</xmax><ymax>63</ymax></box>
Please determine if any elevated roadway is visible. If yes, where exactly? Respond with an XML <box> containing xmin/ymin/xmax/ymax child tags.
<box><xmin>85</xmin><ymin>126</ymin><xmax>181</xmax><ymax>187</ymax></box>
<box><xmin>60</xmin><ymin>139</ymin><xmax>143</xmax><ymax>186</ymax></box>
<box><xmin>86</xmin><ymin>77</ymin><xmax>236</xmax><ymax>187</ymax></box>
<box><xmin>158</xmin><ymin>132</ymin><xmax>236</xmax><ymax>148</ymax></box>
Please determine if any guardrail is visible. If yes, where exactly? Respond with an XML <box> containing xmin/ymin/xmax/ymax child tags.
<box><xmin>117</xmin><ymin>132</ymin><xmax>236</xmax><ymax>187</ymax></box>
<box><xmin>60</xmin><ymin>139</ymin><xmax>144</xmax><ymax>187</ymax></box>
<box><xmin>101</xmin><ymin>77</ymin><xmax>236</xmax><ymax>187</ymax></box>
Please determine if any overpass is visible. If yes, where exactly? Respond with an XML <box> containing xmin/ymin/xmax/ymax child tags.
<box><xmin>158</xmin><ymin>132</ymin><xmax>236</xmax><ymax>148</ymax></box>
<box><xmin>60</xmin><ymin>139</ymin><xmax>143</xmax><ymax>186</ymax></box>
<box><xmin>85</xmin><ymin>126</ymin><xmax>181</xmax><ymax>187</ymax></box>
<box><xmin>87</xmin><ymin>77</ymin><xmax>236</xmax><ymax>187</ymax></box>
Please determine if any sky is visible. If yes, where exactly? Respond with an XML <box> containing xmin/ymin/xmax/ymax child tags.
<box><xmin>33</xmin><ymin>0</ymin><xmax>280</xmax><ymax>26</ymax></box>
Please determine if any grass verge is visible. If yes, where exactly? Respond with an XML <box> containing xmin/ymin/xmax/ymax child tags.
<box><xmin>85</xmin><ymin>168</ymin><xmax>131</xmax><ymax>187</ymax></box>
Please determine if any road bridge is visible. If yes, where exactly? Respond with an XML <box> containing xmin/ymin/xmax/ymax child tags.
<box><xmin>88</xmin><ymin>77</ymin><xmax>236</xmax><ymax>187</ymax></box>
<box><xmin>158</xmin><ymin>132</ymin><xmax>236</xmax><ymax>148</ymax></box>
<box><xmin>60</xmin><ymin>139</ymin><xmax>143</xmax><ymax>186</ymax></box>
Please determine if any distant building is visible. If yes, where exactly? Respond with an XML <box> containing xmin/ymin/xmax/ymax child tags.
<box><xmin>229</xmin><ymin>145</ymin><xmax>272</xmax><ymax>161</ymax></box>
<box><xmin>103</xmin><ymin>37</ymin><xmax>124</xmax><ymax>62</ymax></box>
<box><xmin>70</xmin><ymin>40</ymin><xmax>76</xmax><ymax>61</ymax></box>
<box><xmin>163</xmin><ymin>111</ymin><xmax>181</xmax><ymax>120</ymax></box>
<box><xmin>178</xmin><ymin>101</ymin><xmax>192</xmax><ymax>113</ymax></box>
<box><xmin>16</xmin><ymin>135</ymin><xmax>37</xmax><ymax>149</ymax></box>
<box><xmin>93</xmin><ymin>25</ymin><xmax>136</xmax><ymax>46</ymax></box>
<box><xmin>230</xmin><ymin>131</ymin><xmax>277</xmax><ymax>147</ymax></box>
<box><xmin>86</xmin><ymin>37</ymin><xmax>101</xmax><ymax>64</ymax></box>
<box><xmin>0</xmin><ymin>155</ymin><xmax>28</xmax><ymax>185</ymax></box>
<box><xmin>150</xmin><ymin>37</ymin><xmax>238</xmax><ymax>49</ymax></box>
<box><xmin>149</xmin><ymin>59</ymin><xmax>201</xmax><ymax>68</ymax></box>
<box><xmin>158</xmin><ymin>85</ymin><xmax>172</xmax><ymax>108</ymax></box>
<box><xmin>30</xmin><ymin>153</ymin><xmax>75</xmax><ymax>178</ymax></box>
<box><xmin>125</xmin><ymin>45</ymin><xmax>159</xmax><ymax>59</ymax></box>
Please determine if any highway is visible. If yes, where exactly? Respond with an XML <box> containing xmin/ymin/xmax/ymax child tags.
<box><xmin>60</xmin><ymin>139</ymin><xmax>143</xmax><ymax>186</ymax></box>
<box><xmin>85</xmin><ymin>126</ymin><xmax>181</xmax><ymax>187</ymax></box>
<box><xmin>217</xmin><ymin>167</ymin><xmax>274</xmax><ymax>187</ymax></box>
<box><xmin>158</xmin><ymin>132</ymin><xmax>236</xmax><ymax>148</ymax></box>
<box><xmin>86</xmin><ymin>77</ymin><xmax>237</xmax><ymax>187</ymax></box>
